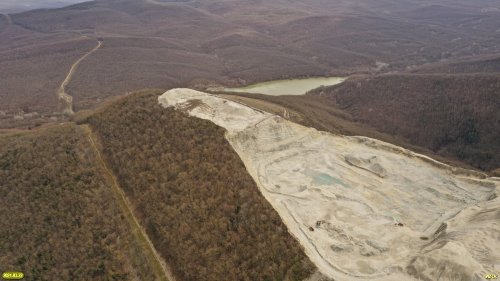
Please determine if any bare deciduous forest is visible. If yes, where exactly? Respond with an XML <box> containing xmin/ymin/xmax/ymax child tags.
<box><xmin>313</xmin><ymin>74</ymin><xmax>500</xmax><ymax>171</ymax></box>
<box><xmin>0</xmin><ymin>124</ymin><xmax>158</xmax><ymax>281</ymax></box>
<box><xmin>1</xmin><ymin>0</ymin><xmax>499</xmax><ymax>279</ymax></box>
<box><xmin>2</xmin><ymin>0</ymin><xmax>500</xmax><ymax>125</ymax></box>
<box><xmin>85</xmin><ymin>90</ymin><xmax>316</xmax><ymax>281</ymax></box>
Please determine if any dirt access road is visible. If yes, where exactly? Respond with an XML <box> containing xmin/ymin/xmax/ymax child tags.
<box><xmin>82</xmin><ymin>124</ymin><xmax>176</xmax><ymax>281</ymax></box>
<box><xmin>58</xmin><ymin>40</ymin><xmax>102</xmax><ymax>114</ymax></box>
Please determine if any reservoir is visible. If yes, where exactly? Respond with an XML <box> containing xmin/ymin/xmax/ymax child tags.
<box><xmin>224</xmin><ymin>77</ymin><xmax>345</xmax><ymax>96</ymax></box>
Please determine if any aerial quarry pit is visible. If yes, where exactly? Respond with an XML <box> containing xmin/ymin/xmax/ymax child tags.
<box><xmin>159</xmin><ymin>89</ymin><xmax>500</xmax><ymax>281</ymax></box>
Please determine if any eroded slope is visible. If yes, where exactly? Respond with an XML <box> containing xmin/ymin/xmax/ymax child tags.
<box><xmin>311</xmin><ymin>74</ymin><xmax>500</xmax><ymax>172</ymax></box>
<box><xmin>160</xmin><ymin>88</ymin><xmax>500</xmax><ymax>281</ymax></box>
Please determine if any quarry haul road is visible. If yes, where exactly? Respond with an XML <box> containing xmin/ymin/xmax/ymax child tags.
<box><xmin>82</xmin><ymin>125</ymin><xmax>176</xmax><ymax>281</ymax></box>
<box><xmin>58</xmin><ymin>40</ymin><xmax>102</xmax><ymax>114</ymax></box>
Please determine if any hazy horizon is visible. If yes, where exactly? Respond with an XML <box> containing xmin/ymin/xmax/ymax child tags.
<box><xmin>0</xmin><ymin>0</ymin><xmax>90</xmax><ymax>13</ymax></box>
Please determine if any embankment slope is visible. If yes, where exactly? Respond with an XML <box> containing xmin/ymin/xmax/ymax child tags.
<box><xmin>309</xmin><ymin>74</ymin><xmax>500</xmax><ymax>172</ymax></box>
<box><xmin>160</xmin><ymin>88</ymin><xmax>500</xmax><ymax>281</ymax></box>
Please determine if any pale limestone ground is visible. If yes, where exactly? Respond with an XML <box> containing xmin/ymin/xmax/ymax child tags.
<box><xmin>159</xmin><ymin>88</ymin><xmax>500</xmax><ymax>281</ymax></box>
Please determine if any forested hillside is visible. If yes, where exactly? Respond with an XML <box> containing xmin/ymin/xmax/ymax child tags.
<box><xmin>2</xmin><ymin>0</ymin><xmax>500</xmax><ymax>128</ymax></box>
<box><xmin>85</xmin><ymin>90</ymin><xmax>316</xmax><ymax>281</ymax></box>
<box><xmin>312</xmin><ymin>74</ymin><xmax>500</xmax><ymax>171</ymax></box>
<box><xmin>0</xmin><ymin>124</ymin><xmax>158</xmax><ymax>280</ymax></box>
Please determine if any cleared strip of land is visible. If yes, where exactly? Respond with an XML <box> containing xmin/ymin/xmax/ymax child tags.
<box><xmin>82</xmin><ymin>124</ymin><xmax>175</xmax><ymax>281</ymax></box>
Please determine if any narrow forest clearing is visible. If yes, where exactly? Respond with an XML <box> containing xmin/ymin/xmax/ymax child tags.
<box><xmin>81</xmin><ymin>124</ymin><xmax>175</xmax><ymax>281</ymax></box>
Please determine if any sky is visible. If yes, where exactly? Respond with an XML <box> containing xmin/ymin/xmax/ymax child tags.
<box><xmin>0</xmin><ymin>0</ymin><xmax>89</xmax><ymax>13</ymax></box>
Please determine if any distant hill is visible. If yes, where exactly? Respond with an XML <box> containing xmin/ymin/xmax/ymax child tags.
<box><xmin>1</xmin><ymin>0</ymin><xmax>500</xmax><ymax>128</ymax></box>
<box><xmin>2</xmin><ymin>0</ymin><xmax>499</xmax><ymax>279</ymax></box>
<box><xmin>0</xmin><ymin>0</ymin><xmax>88</xmax><ymax>13</ymax></box>
<box><xmin>411</xmin><ymin>55</ymin><xmax>500</xmax><ymax>74</ymax></box>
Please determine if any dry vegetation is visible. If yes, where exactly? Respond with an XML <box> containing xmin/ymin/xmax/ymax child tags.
<box><xmin>84</xmin><ymin>90</ymin><xmax>316</xmax><ymax>281</ymax></box>
<box><xmin>2</xmin><ymin>0</ymin><xmax>500</xmax><ymax>127</ymax></box>
<box><xmin>0</xmin><ymin>124</ymin><xmax>159</xmax><ymax>281</ymax></box>
<box><xmin>67</xmin><ymin>40</ymin><xmax>225</xmax><ymax>111</ymax></box>
<box><xmin>412</xmin><ymin>55</ymin><xmax>500</xmax><ymax>74</ymax></box>
<box><xmin>219</xmin><ymin>71</ymin><xmax>500</xmax><ymax>174</ymax></box>
<box><xmin>2</xmin><ymin>0</ymin><xmax>499</xmax><ymax>278</ymax></box>
<box><xmin>0</xmin><ymin>37</ymin><xmax>97</xmax><ymax>114</ymax></box>
<box><xmin>310</xmin><ymin>74</ymin><xmax>500</xmax><ymax>172</ymax></box>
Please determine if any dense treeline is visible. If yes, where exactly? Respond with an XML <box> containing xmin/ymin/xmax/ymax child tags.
<box><xmin>0</xmin><ymin>124</ymin><xmax>158</xmax><ymax>281</ymax></box>
<box><xmin>86</xmin><ymin>90</ymin><xmax>315</xmax><ymax>281</ymax></box>
<box><xmin>314</xmin><ymin>74</ymin><xmax>500</xmax><ymax>171</ymax></box>
<box><xmin>413</xmin><ymin>56</ymin><xmax>500</xmax><ymax>74</ymax></box>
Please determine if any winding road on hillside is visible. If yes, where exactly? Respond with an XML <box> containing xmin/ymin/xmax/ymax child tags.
<box><xmin>82</xmin><ymin>124</ymin><xmax>175</xmax><ymax>281</ymax></box>
<box><xmin>58</xmin><ymin>40</ymin><xmax>102</xmax><ymax>114</ymax></box>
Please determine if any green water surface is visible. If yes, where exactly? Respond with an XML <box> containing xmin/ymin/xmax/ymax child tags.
<box><xmin>224</xmin><ymin>77</ymin><xmax>345</xmax><ymax>96</ymax></box>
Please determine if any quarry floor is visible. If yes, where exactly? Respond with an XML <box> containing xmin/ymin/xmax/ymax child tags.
<box><xmin>159</xmin><ymin>88</ymin><xmax>500</xmax><ymax>281</ymax></box>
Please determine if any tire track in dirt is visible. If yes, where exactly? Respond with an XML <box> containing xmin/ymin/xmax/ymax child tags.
<box><xmin>82</xmin><ymin>124</ymin><xmax>175</xmax><ymax>281</ymax></box>
<box><xmin>58</xmin><ymin>40</ymin><xmax>102</xmax><ymax>114</ymax></box>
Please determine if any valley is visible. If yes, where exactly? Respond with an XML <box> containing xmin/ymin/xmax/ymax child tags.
<box><xmin>1</xmin><ymin>0</ymin><xmax>499</xmax><ymax>280</ymax></box>
<box><xmin>222</xmin><ymin>77</ymin><xmax>346</xmax><ymax>96</ymax></box>
<box><xmin>2</xmin><ymin>0</ymin><xmax>500</xmax><ymax>122</ymax></box>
